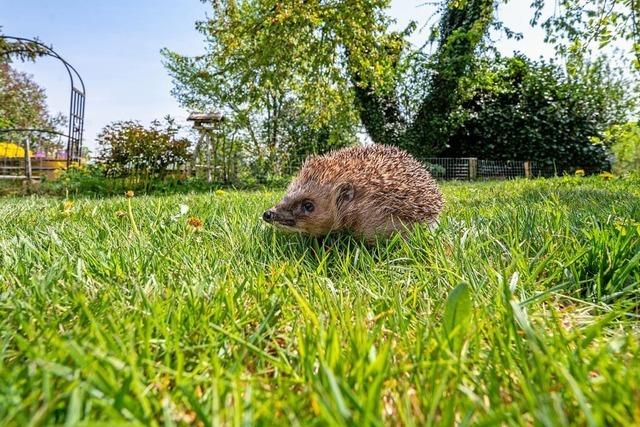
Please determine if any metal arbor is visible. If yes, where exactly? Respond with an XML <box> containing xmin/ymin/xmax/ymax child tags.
<box><xmin>0</xmin><ymin>36</ymin><xmax>86</xmax><ymax>167</ymax></box>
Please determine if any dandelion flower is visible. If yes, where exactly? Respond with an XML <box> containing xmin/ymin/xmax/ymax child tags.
<box><xmin>125</xmin><ymin>190</ymin><xmax>135</xmax><ymax>198</ymax></box>
<box><xmin>575</xmin><ymin>169</ymin><xmax>585</xmax><ymax>177</ymax></box>
<box><xmin>61</xmin><ymin>200</ymin><xmax>74</xmax><ymax>215</ymax></box>
<box><xmin>599</xmin><ymin>171</ymin><xmax>614</xmax><ymax>181</ymax></box>
<box><xmin>187</xmin><ymin>216</ymin><xmax>204</xmax><ymax>229</ymax></box>
<box><xmin>215</xmin><ymin>189</ymin><xmax>226</xmax><ymax>196</ymax></box>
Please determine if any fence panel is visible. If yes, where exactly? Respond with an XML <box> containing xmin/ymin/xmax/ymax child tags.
<box><xmin>477</xmin><ymin>159</ymin><xmax>526</xmax><ymax>179</ymax></box>
<box><xmin>0</xmin><ymin>141</ymin><xmax>595</xmax><ymax>184</ymax></box>
<box><xmin>1</xmin><ymin>157</ymin><xmax>68</xmax><ymax>179</ymax></box>
<box><xmin>529</xmin><ymin>161</ymin><xmax>561</xmax><ymax>178</ymax></box>
<box><xmin>423</xmin><ymin>158</ymin><xmax>573</xmax><ymax>180</ymax></box>
<box><xmin>424</xmin><ymin>158</ymin><xmax>472</xmax><ymax>180</ymax></box>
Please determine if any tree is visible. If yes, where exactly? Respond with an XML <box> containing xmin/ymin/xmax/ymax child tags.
<box><xmin>599</xmin><ymin>121</ymin><xmax>640</xmax><ymax>173</ymax></box>
<box><xmin>1</xmin><ymin>28</ymin><xmax>66</xmax><ymax>155</ymax></box>
<box><xmin>0</xmin><ymin>64</ymin><xmax>56</xmax><ymax>129</ymax></box>
<box><xmin>165</xmin><ymin>0</ymin><xmax>634</xmax><ymax>167</ymax></box>
<box><xmin>400</xmin><ymin>0</ymin><xmax>495</xmax><ymax>156</ymax></box>
<box><xmin>161</xmin><ymin>1</ymin><xmax>362</xmax><ymax>174</ymax></box>
<box><xmin>163</xmin><ymin>0</ymin><xmax>495</xmax><ymax>159</ymax></box>
<box><xmin>348</xmin><ymin>0</ymin><xmax>496</xmax><ymax>157</ymax></box>
<box><xmin>530</xmin><ymin>0</ymin><xmax>640</xmax><ymax>70</ymax></box>
<box><xmin>0</xmin><ymin>63</ymin><xmax>66</xmax><ymax>154</ymax></box>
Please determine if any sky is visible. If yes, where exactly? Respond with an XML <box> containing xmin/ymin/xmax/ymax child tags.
<box><xmin>1</xmin><ymin>1</ymin><xmax>555</xmax><ymax>152</ymax></box>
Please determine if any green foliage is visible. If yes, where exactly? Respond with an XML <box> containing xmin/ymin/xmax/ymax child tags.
<box><xmin>397</xmin><ymin>0</ymin><xmax>495</xmax><ymax>157</ymax></box>
<box><xmin>21</xmin><ymin>163</ymin><xmax>289</xmax><ymax>198</ymax></box>
<box><xmin>161</xmin><ymin>0</ymin><xmax>362</xmax><ymax>175</ymax></box>
<box><xmin>345</xmin><ymin>0</ymin><xmax>496</xmax><ymax>157</ymax></box>
<box><xmin>444</xmin><ymin>55</ymin><xmax>631</xmax><ymax>171</ymax></box>
<box><xmin>0</xmin><ymin>27</ymin><xmax>49</xmax><ymax>63</ymax></box>
<box><xmin>530</xmin><ymin>0</ymin><xmax>640</xmax><ymax>70</ymax></box>
<box><xmin>36</xmin><ymin>164</ymin><xmax>231</xmax><ymax>197</ymax></box>
<box><xmin>41</xmin><ymin>164</ymin><xmax>111</xmax><ymax>196</ymax></box>
<box><xmin>443</xmin><ymin>283</ymin><xmax>473</xmax><ymax>350</ymax></box>
<box><xmin>573</xmin><ymin>221</ymin><xmax>640</xmax><ymax>303</ymax></box>
<box><xmin>163</xmin><ymin>1</ymin><xmax>638</xmax><ymax>167</ymax></box>
<box><xmin>97</xmin><ymin>118</ymin><xmax>191</xmax><ymax>177</ymax></box>
<box><xmin>425</xmin><ymin>162</ymin><xmax>447</xmax><ymax>176</ymax></box>
<box><xmin>1</xmin><ymin>176</ymin><xmax>640</xmax><ymax>424</ymax></box>
<box><xmin>601</xmin><ymin>122</ymin><xmax>640</xmax><ymax>173</ymax></box>
<box><xmin>162</xmin><ymin>0</ymin><xmax>496</xmax><ymax>159</ymax></box>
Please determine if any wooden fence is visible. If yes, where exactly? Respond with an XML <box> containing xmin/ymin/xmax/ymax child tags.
<box><xmin>0</xmin><ymin>158</ymin><xmax>68</xmax><ymax>180</ymax></box>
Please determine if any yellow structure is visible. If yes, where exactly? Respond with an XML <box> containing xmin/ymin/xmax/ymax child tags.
<box><xmin>0</xmin><ymin>142</ymin><xmax>32</xmax><ymax>158</ymax></box>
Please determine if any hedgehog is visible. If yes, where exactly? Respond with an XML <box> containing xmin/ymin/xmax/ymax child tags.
<box><xmin>262</xmin><ymin>144</ymin><xmax>444</xmax><ymax>242</ymax></box>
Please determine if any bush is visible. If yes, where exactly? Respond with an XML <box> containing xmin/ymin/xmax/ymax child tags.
<box><xmin>442</xmin><ymin>56</ymin><xmax>631</xmax><ymax>172</ymax></box>
<box><xmin>40</xmin><ymin>164</ymin><xmax>111</xmax><ymax>195</ymax></box>
<box><xmin>97</xmin><ymin>117</ymin><xmax>190</xmax><ymax>177</ymax></box>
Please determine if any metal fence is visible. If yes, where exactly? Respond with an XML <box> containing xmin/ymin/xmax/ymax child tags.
<box><xmin>425</xmin><ymin>158</ymin><xmax>564</xmax><ymax>180</ymax></box>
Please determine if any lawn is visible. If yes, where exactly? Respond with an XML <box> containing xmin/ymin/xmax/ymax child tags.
<box><xmin>1</xmin><ymin>176</ymin><xmax>639</xmax><ymax>426</ymax></box>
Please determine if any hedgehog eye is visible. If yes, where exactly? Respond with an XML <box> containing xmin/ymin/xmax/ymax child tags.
<box><xmin>302</xmin><ymin>201</ymin><xmax>315</xmax><ymax>213</ymax></box>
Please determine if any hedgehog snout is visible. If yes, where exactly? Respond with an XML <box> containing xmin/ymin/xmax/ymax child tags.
<box><xmin>263</xmin><ymin>208</ymin><xmax>296</xmax><ymax>227</ymax></box>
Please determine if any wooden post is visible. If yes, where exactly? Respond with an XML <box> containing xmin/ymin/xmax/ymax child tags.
<box><xmin>24</xmin><ymin>136</ymin><xmax>32</xmax><ymax>181</ymax></box>
<box><xmin>191</xmin><ymin>134</ymin><xmax>204</xmax><ymax>178</ymax></box>
<box><xmin>205</xmin><ymin>132</ymin><xmax>212</xmax><ymax>183</ymax></box>
<box><xmin>211</xmin><ymin>130</ymin><xmax>218</xmax><ymax>182</ymax></box>
<box><xmin>468</xmin><ymin>157</ymin><xmax>477</xmax><ymax>180</ymax></box>
<box><xmin>524</xmin><ymin>161</ymin><xmax>531</xmax><ymax>178</ymax></box>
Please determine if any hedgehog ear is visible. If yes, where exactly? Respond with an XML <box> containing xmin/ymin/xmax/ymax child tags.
<box><xmin>335</xmin><ymin>182</ymin><xmax>355</xmax><ymax>208</ymax></box>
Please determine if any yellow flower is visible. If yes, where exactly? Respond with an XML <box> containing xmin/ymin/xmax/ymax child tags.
<box><xmin>613</xmin><ymin>217</ymin><xmax>640</xmax><ymax>236</ymax></box>
<box><xmin>574</xmin><ymin>169</ymin><xmax>585</xmax><ymax>177</ymax></box>
<box><xmin>61</xmin><ymin>200</ymin><xmax>73</xmax><ymax>214</ymax></box>
<box><xmin>215</xmin><ymin>189</ymin><xmax>226</xmax><ymax>196</ymax></box>
<box><xmin>599</xmin><ymin>171</ymin><xmax>614</xmax><ymax>181</ymax></box>
<box><xmin>125</xmin><ymin>190</ymin><xmax>135</xmax><ymax>198</ymax></box>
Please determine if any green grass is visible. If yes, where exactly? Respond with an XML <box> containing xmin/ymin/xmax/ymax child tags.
<box><xmin>1</xmin><ymin>175</ymin><xmax>640</xmax><ymax>426</ymax></box>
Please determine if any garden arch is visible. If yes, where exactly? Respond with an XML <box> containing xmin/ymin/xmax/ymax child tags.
<box><xmin>0</xmin><ymin>36</ymin><xmax>85</xmax><ymax>168</ymax></box>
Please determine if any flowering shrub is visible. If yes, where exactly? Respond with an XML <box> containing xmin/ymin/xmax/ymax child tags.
<box><xmin>97</xmin><ymin>117</ymin><xmax>190</xmax><ymax>177</ymax></box>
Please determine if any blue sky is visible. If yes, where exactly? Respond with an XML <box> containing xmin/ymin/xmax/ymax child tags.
<box><xmin>1</xmin><ymin>1</ymin><xmax>553</xmax><ymax>152</ymax></box>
